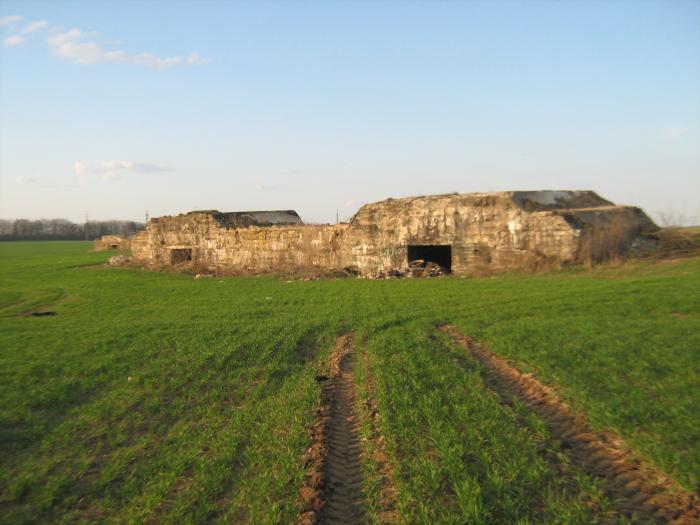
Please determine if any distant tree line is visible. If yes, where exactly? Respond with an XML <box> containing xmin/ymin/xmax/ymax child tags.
<box><xmin>0</xmin><ymin>219</ymin><xmax>145</xmax><ymax>241</ymax></box>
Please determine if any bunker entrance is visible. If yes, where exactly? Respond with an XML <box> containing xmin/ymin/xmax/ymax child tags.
<box><xmin>407</xmin><ymin>245</ymin><xmax>452</xmax><ymax>272</ymax></box>
<box><xmin>170</xmin><ymin>248</ymin><xmax>192</xmax><ymax>265</ymax></box>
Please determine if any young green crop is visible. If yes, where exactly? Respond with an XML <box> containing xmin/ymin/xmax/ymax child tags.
<box><xmin>1</xmin><ymin>241</ymin><xmax>698</xmax><ymax>523</ymax></box>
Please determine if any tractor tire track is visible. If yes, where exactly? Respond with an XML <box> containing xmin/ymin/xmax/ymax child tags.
<box><xmin>441</xmin><ymin>324</ymin><xmax>700</xmax><ymax>524</ymax></box>
<box><xmin>299</xmin><ymin>334</ymin><xmax>364</xmax><ymax>524</ymax></box>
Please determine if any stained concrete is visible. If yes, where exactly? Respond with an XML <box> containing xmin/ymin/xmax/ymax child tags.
<box><xmin>94</xmin><ymin>235</ymin><xmax>129</xmax><ymax>251</ymax></box>
<box><xmin>126</xmin><ymin>191</ymin><xmax>657</xmax><ymax>276</ymax></box>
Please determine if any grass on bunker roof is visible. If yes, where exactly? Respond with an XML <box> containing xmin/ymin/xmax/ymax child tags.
<box><xmin>0</xmin><ymin>241</ymin><xmax>698</xmax><ymax>523</ymax></box>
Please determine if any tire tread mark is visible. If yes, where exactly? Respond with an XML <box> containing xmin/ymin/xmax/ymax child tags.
<box><xmin>441</xmin><ymin>324</ymin><xmax>700</xmax><ymax>525</ymax></box>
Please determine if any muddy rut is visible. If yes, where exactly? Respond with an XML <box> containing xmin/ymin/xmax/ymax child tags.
<box><xmin>299</xmin><ymin>334</ymin><xmax>364</xmax><ymax>524</ymax></box>
<box><xmin>441</xmin><ymin>324</ymin><xmax>700</xmax><ymax>524</ymax></box>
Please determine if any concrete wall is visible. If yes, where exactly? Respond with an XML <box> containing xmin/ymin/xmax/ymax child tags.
<box><xmin>94</xmin><ymin>235</ymin><xmax>129</xmax><ymax>251</ymax></box>
<box><xmin>130</xmin><ymin>212</ymin><xmax>348</xmax><ymax>274</ymax></box>
<box><xmin>129</xmin><ymin>191</ymin><xmax>657</xmax><ymax>276</ymax></box>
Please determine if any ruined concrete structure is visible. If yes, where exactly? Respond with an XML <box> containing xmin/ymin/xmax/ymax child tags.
<box><xmin>94</xmin><ymin>235</ymin><xmax>129</xmax><ymax>251</ymax></box>
<box><xmin>127</xmin><ymin>191</ymin><xmax>657</xmax><ymax>276</ymax></box>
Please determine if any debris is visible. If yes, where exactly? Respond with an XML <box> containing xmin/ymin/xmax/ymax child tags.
<box><xmin>107</xmin><ymin>255</ymin><xmax>130</xmax><ymax>266</ymax></box>
<box><xmin>343</xmin><ymin>266</ymin><xmax>360</xmax><ymax>277</ymax></box>
<box><xmin>361</xmin><ymin>268</ymin><xmax>405</xmax><ymax>280</ymax></box>
<box><xmin>368</xmin><ymin>259</ymin><xmax>448</xmax><ymax>279</ymax></box>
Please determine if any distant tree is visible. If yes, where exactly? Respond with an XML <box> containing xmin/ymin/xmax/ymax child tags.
<box><xmin>0</xmin><ymin>219</ymin><xmax>145</xmax><ymax>241</ymax></box>
<box><xmin>655</xmin><ymin>210</ymin><xmax>697</xmax><ymax>228</ymax></box>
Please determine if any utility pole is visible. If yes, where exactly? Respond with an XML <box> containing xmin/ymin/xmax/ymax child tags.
<box><xmin>145</xmin><ymin>209</ymin><xmax>149</xmax><ymax>224</ymax></box>
<box><xmin>84</xmin><ymin>212</ymin><xmax>88</xmax><ymax>241</ymax></box>
<box><xmin>336</xmin><ymin>209</ymin><xmax>339</xmax><ymax>225</ymax></box>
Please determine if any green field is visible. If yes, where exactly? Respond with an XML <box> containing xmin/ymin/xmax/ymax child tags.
<box><xmin>1</xmin><ymin>241</ymin><xmax>698</xmax><ymax>524</ymax></box>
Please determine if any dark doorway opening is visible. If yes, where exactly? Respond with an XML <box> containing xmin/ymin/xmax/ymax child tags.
<box><xmin>110</xmin><ymin>244</ymin><xmax>119</xmax><ymax>249</ymax></box>
<box><xmin>170</xmin><ymin>248</ymin><xmax>192</xmax><ymax>265</ymax></box>
<box><xmin>407</xmin><ymin>245</ymin><xmax>452</xmax><ymax>272</ymax></box>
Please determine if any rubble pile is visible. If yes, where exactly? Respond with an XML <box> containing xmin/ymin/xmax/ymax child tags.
<box><xmin>360</xmin><ymin>268</ymin><xmax>404</xmax><ymax>280</ymax></box>
<box><xmin>406</xmin><ymin>259</ymin><xmax>446</xmax><ymax>277</ymax></box>
<box><xmin>360</xmin><ymin>260</ymin><xmax>448</xmax><ymax>279</ymax></box>
<box><xmin>107</xmin><ymin>255</ymin><xmax>131</xmax><ymax>266</ymax></box>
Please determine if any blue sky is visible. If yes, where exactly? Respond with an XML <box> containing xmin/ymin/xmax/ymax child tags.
<box><xmin>1</xmin><ymin>1</ymin><xmax>698</xmax><ymax>224</ymax></box>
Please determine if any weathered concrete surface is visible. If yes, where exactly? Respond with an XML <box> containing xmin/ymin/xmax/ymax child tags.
<box><xmin>342</xmin><ymin>191</ymin><xmax>656</xmax><ymax>274</ymax></box>
<box><xmin>130</xmin><ymin>211</ymin><xmax>346</xmax><ymax>274</ymax></box>
<box><xmin>129</xmin><ymin>191</ymin><xmax>657</xmax><ymax>276</ymax></box>
<box><xmin>94</xmin><ymin>235</ymin><xmax>129</xmax><ymax>251</ymax></box>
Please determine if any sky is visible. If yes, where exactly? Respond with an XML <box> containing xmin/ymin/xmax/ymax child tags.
<box><xmin>1</xmin><ymin>1</ymin><xmax>699</xmax><ymax>225</ymax></box>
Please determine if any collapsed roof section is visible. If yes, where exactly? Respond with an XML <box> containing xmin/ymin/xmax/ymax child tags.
<box><xmin>185</xmin><ymin>210</ymin><xmax>303</xmax><ymax>228</ymax></box>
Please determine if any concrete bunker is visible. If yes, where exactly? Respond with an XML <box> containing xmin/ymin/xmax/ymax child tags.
<box><xmin>127</xmin><ymin>191</ymin><xmax>658</xmax><ymax>276</ymax></box>
<box><xmin>407</xmin><ymin>244</ymin><xmax>452</xmax><ymax>272</ymax></box>
<box><xmin>94</xmin><ymin>235</ymin><xmax>129</xmax><ymax>252</ymax></box>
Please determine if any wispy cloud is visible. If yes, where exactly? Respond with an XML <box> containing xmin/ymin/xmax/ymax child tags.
<box><xmin>15</xmin><ymin>175</ymin><xmax>40</xmax><ymax>186</ymax></box>
<box><xmin>45</xmin><ymin>27</ymin><xmax>210</xmax><ymax>68</ymax></box>
<box><xmin>49</xmin><ymin>27</ymin><xmax>210</xmax><ymax>68</ymax></box>
<box><xmin>661</xmin><ymin>126</ymin><xmax>687</xmax><ymax>141</ymax></box>
<box><xmin>22</xmin><ymin>20</ymin><xmax>48</xmax><ymax>34</ymax></box>
<box><xmin>255</xmin><ymin>183</ymin><xmax>278</xmax><ymax>192</ymax></box>
<box><xmin>3</xmin><ymin>35</ymin><xmax>25</xmax><ymax>47</ymax></box>
<box><xmin>344</xmin><ymin>199</ymin><xmax>365</xmax><ymax>209</ymax></box>
<box><xmin>3</xmin><ymin>16</ymin><xmax>210</xmax><ymax>69</ymax></box>
<box><xmin>0</xmin><ymin>15</ymin><xmax>22</xmax><ymax>26</ymax></box>
<box><xmin>74</xmin><ymin>160</ymin><xmax>173</xmax><ymax>181</ymax></box>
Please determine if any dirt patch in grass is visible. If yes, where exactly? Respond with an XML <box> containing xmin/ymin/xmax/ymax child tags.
<box><xmin>299</xmin><ymin>334</ymin><xmax>364</xmax><ymax>524</ymax></box>
<box><xmin>27</xmin><ymin>311</ymin><xmax>57</xmax><ymax>317</ymax></box>
<box><xmin>441</xmin><ymin>325</ymin><xmax>700</xmax><ymax>524</ymax></box>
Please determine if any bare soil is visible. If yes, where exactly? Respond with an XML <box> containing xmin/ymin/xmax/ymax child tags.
<box><xmin>441</xmin><ymin>324</ymin><xmax>700</xmax><ymax>524</ymax></box>
<box><xmin>299</xmin><ymin>334</ymin><xmax>364</xmax><ymax>524</ymax></box>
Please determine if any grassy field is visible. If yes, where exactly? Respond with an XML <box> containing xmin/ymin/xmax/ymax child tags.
<box><xmin>1</xmin><ymin>241</ymin><xmax>698</xmax><ymax>524</ymax></box>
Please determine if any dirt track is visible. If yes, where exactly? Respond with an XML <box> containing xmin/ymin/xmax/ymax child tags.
<box><xmin>299</xmin><ymin>334</ymin><xmax>364</xmax><ymax>524</ymax></box>
<box><xmin>441</xmin><ymin>324</ymin><xmax>700</xmax><ymax>524</ymax></box>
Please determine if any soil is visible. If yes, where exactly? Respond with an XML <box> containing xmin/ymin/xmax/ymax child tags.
<box><xmin>441</xmin><ymin>324</ymin><xmax>700</xmax><ymax>524</ymax></box>
<box><xmin>299</xmin><ymin>334</ymin><xmax>364</xmax><ymax>524</ymax></box>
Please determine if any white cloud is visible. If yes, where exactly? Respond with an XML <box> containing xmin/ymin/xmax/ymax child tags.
<box><xmin>0</xmin><ymin>15</ymin><xmax>22</xmax><ymax>26</ymax></box>
<box><xmin>74</xmin><ymin>160</ymin><xmax>172</xmax><ymax>181</ymax></box>
<box><xmin>344</xmin><ymin>199</ymin><xmax>366</xmax><ymax>209</ymax></box>
<box><xmin>15</xmin><ymin>175</ymin><xmax>39</xmax><ymax>186</ymax></box>
<box><xmin>22</xmin><ymin>20</ymin><xmax>48</xmax><ymax>33</ymax></box>
<box><xmin>3</xmin><ymin>16</ymin><xmax>210</xmax><ymax>69</ymax></box>
<box><xmin>186</xmin><ymin>52</ymin><xmax>208</xmax><ymax>65</ymax></box>
<box><xmin>3</xmin><ymin>35</ymin><xmax>25</xmax><ymax>47</ymax></box>
<box><xmin>43</xmin><ymin>27</ymin><xmax>210</xmax><ymax>69</ymax></box>
<box><xmin>46</xmin><ymin>28</ymin><xmax>82</xmax><ymax>47</ymax></box>
<box><xmin>661</xmin><ymin>126</ymin><xmax>687</xmax><ymax>141</ymax></box>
